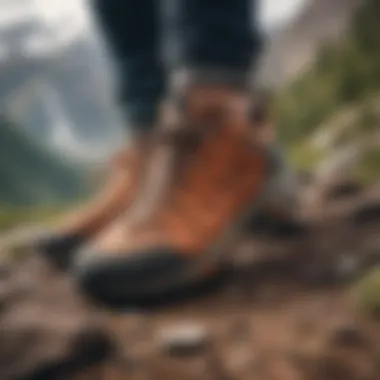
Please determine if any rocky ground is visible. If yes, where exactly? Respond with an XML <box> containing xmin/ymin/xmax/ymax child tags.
<box><xmin>0</xmin><ymin>178</ymin><xmax>380</xmax><ymax>380</ymax></box>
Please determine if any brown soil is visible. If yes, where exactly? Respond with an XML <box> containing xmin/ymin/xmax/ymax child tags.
<box><xmin>1</xmin><ymin>183</ymin><xmax>380</xmax><ymax>380</ymax></box>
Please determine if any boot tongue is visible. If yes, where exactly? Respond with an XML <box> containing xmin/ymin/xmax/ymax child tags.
<box><xmin>123</xmin><ymin>104</ymin><xmax>201</xmax><ymax>228</ymax></box>
<box><xmin>127</xmin><ymin>88</ymin><xmax>251</xmax><ymax>228</ymax></box>
<box><xmin>130</xmin><ymin>129</ymin><xmax>201</xmax><ymax>224</ymax></box>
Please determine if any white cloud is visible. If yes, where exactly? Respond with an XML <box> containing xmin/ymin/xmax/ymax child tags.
<box><xmin>33</xmin><ymin>0</ymin><xmax>89</xmax><ymax>28</ymax></box>
<box><xmin>0</xmin><ymin>0</ymin><xmax>90</xmax><ymax>36</ymax></box>
<box><xmin>0</xmin><ymin>4</ymin><xmax>33</xmax><ymax>28</ymax></box>
<box><xmin>259</xmin><ymin>0</ymin><xmax>309</xmax><ymax>28</ymax></box>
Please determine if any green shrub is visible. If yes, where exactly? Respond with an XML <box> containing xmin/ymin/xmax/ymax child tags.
<box><xmin>353</xmin><ymin>266</ymin><xmax>380</xmax><ymax>317</ymax></box>
<box><xmin>275</xmin><ymin>0</ymin><xmax>380</xmax><ymax>146</ymax></box>
<box><xmin>355</xmin><ymin>148</ymin><xmax>380</xmax><ymax>185</ymax></box>
<box><xmin>0</xmin><ymin>205</ymin><xmax>68</xmax><ymax>232</ymax></box>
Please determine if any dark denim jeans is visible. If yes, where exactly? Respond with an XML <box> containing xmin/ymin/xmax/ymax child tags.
<box><xmin>92</xmin><ymin>0</ymin><xmax>263</xmax><ymax>133</ymax></box>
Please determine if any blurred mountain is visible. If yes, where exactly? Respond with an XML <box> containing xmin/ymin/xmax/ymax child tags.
<box><xmin>48</xmin><ymin>37</ymin><xmax>119</xmax><ymax>142</ymax></box>
<box><xmin>0</xmin><ymin>10</ymin><xmax>123</xmax><ymax>163</ymax></box>
<box><xmin>0</xmin><ymin>115</ymin><xmax>88</xmax><ymax>206</ymax></box>
<box><xmin>259</xmin><ymin>0</ymin><xmax>361</xmax><ymax>86</ymax></box>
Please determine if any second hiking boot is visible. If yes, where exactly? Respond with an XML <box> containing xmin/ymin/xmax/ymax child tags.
<box><xmin>35</xmin><ymin>138</ymin><xmax>151</xmax><ymax>270</ymax></box>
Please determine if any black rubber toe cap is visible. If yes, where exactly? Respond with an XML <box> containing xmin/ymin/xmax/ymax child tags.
<box><xmin>36</xmin><ymin>233</ymin><xmax>87</xmax><ymax>271</ymax></box>
<box><xmin>74</xmin><ymin>247</ymin><xmax>232</xmax><ymax>310</ymax></box>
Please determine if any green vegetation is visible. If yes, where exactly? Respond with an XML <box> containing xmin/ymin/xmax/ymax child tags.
<box><xmin>0</xmin><ymin>115</ymin><xmax>92</xmax><ymax>231</ymax></box>
<box><xmin>0</xmin><ymin>115</ymin><xmax>88</xmax><ymax>207</ymax></box>
<box><xmin>354</xmin><ymin>266</ymin><xmax>380</xmax><ymax>317</ymax></box>
<box><xmin>0</xmin><ymin>205</ymin><xmax>68</xmax><ymax>232</ymax></box>
<box><xmin>354</xmin><ymin>148</ymin><xmax>380</xmax><ymax>185</ymax></box>
<box><xmin>275</xmin><ymin>0</ymin><xmax>380</xmax><ymax>181</ymax></box>
<box><xmin>287</xmin><ymin>142</ymin><xmax>325</xmax><ymax>171</ymax></box>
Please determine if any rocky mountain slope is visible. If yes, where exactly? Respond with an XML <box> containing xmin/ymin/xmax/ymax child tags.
<box><xmin>0</xmin><ymin>36</ymin><xmax>122</xmax><ymax>161</ymax></box>
<box><xmin>260</xmin><ymin>0</ymin><xmax>361</xmax><ymax>86</ymax></box>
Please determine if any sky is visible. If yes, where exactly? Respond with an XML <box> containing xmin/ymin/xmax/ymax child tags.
<box><xmin>0</xmin><ymin>0</ymin><xmax>309</xmax><ymax>59</ymax></box>
<box><xmin>259</xmin><ymin>0</ymin><xmax>308</xmax><ymax>28</ymax></box>
<box><xmin>0</xmin><ymin>0</ymin><xmax>309</xmax><ymax>31</ymax></box>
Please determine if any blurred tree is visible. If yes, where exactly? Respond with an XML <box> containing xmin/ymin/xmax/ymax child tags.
<box><xmin>0</xmin><ymin>114</ymin><xmax>88</xmax><ymax>207</ymax></box>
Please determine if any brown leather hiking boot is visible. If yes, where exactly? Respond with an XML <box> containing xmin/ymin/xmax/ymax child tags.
<box><xmin>74</xmin><ymin>84</ymin><xmax>272</xmax><ymax>304</ymax></box>
<box><xmin>36</xmin><ymin>138</ymin><xmax>152</xmax><ymax>270</ymax></box>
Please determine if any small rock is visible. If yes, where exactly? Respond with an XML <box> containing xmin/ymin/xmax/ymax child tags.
<box><xmin>156</xmin><ymin>323</ymin><xmax>210</xmax><ymax>357</ymax></box>
<box><xmin>328</xmin><ymin>322</ymin><xmax>368</xmax><ymax>348</ymax></box>
<box><xmin>297</xmin><ymin>170</ymin><xmax>314</xmax><ymax>187</ymax></box>
<box><xmin>228</xmin><ymin>318</ymin><xmax>252</xmax><ymax>341</ymax></box>
<box><xmin>335</xmin><ymin>254</ymin><xmax>361</xmax><ymax>282</ymax></box>
<box><xmin>310</xmin><ymin>348</ymin><xmax>377</xmax><ymax>380</ymax></box>
<box><xmin>0</xmin><ymin>255</ymin><xmax>114</xmax><ymax>380</ymax></box>
<box><xmin>326</xmin><ymin>180</ymin><xmax>363</xmax><ymax>201</ymax></box>
<box><xmin>269</xmin><ymin>357</ymin><xmax>302</xmax><ymax>380</ymax></box>
<box><xmin>0</xmin><ymin>315</ymin><xmax>114</xmax><ymax>380</ymax></box>
<box><xmin>295</xmin><ymin>314</ymin><xmax>317</xmax><ymax>337</ymax></box>
<box><xmin>0</xmin><ymin>282</ymin><xmax>16</xmax><ymax>312</ymax></box>
<box><xmin>0</xmin><ymin>264</ymin><xmax>11</xmax><ymax>280</ymax></box>
<box><xmin>300</xmin><ymin>257</ymin><xmax>337</xmax><ymax>286</ymax></box>
<box><xmin>270</xmin><ymin>219</ymin><xmax>309</xmax><ymax>239</ymax></box>
<box><xmin>311</xmin><ymin>353</ymin><xmax>356</xmax><ymax>380</ymax></box>
<box><xmin>222</xmin><ymin>345</ymin><xmax>257</xmax><ymax>377</ymax></box>
<box><xmin>289</xmin><ymin>350</ymin><xmax>316</xmax><ymax>373</ymax></box>
<box><xmin>361</xmin><ymin>246</ymin><xmax>380</xmax><ymax>268</ymax></box>
<box><xmin>352</xmin><ymin>202</ymin><xmax>380</xmax><ymax>226</ymax></box>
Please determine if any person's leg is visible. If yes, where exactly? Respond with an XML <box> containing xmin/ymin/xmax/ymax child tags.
<box><xmin>93</xmin><ymin>0</ymin><xmax>166</xmax><ymax>133</ymax></box>
<box><xmin>173</xmin><ymin>0</ymin><xmax>263</xmax><ymax>91</ymax></box>
<box><xmin>35</xmin><ymin>0</ymin><xmax>164</xmax><ymax>270</ymax></box>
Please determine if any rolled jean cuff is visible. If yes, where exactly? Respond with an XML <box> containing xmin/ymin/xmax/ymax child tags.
<box><xmin>171</xmin><ymin>66</ymin><xmax>253</xmax><ymax>93</ymax></box>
